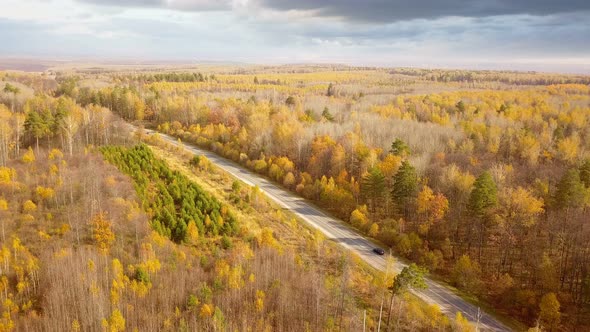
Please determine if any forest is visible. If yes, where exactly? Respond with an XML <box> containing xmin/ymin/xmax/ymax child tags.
<box><xmin>1</xmin><ymin>65</ymin><xmax>589</xmax><ymax>330</ymax></box>
<box><xmin>0</xmin><ymin>68</ymin><xmax>461</xmax><ymax>331</ymax></box>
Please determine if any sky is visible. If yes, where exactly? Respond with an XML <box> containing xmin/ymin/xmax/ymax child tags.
<box><xmin>0</xmin><ymin>0</ymin><xmax>589</xmax><ymax>72</ymax></box>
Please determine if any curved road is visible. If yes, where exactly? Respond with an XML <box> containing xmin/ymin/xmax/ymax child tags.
<box><xmin>144</xmin><ymin>128</ymin><xmax>511</xmax><ymax>331</ymax></box>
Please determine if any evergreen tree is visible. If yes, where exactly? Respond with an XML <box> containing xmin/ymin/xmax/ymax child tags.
<box><xmin>24</xmin><ymin>111</ymin><xmax>49</xmax><ymax>151</ymax></box>
<box><xmin>322</xmin><ymin>107</ymin><xmax>334</xmax><ymax>122</ymax></box>
<box><xmin>362</xmin><ymin>167</ymin><xmax>385</xmax><ymax>213</ymax></box>
<box><xmin>326</xmin><ymin>83</ymin><xmax>335</xmax><ymax>97</ymax></box>
<box><xmin>467</xmin><ymin>171</ymin><xmax>497</xmax><ymax>217</ymax></box>
<box><xmin>392</xmin><ymin>263</ymin><xmax>428</xmax><ymax>295</ymax></box>
<box><xmin>390</xmin><ymin>138</ymin><xmax>410</xmax><ymax>157</ymax></box>
<box><xmin>456</xmin><ymin>100</ymin><xmax>466</xmax><ymax>113</ymax></box>
<box><xmin>392</xmin><ymin>160</ymin><xmax>418</xmax><ymax>217</ymax></box>
<box><xmin>554</xmin><ymin>169</ymin><xmax>586</xmax><ymax>209</ymax></box>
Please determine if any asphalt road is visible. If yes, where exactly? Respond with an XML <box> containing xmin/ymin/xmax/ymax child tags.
<box><xmin>144</xmin><ymin>128</ymin><xmax>511</xmax><ymax>331</ymax></box>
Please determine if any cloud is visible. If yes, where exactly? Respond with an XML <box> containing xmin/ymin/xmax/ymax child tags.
<box><xmin>257</xmin><ymin>0</ymin><xmax>590</xmax><ymax>22</ymax></box>
<box><xmin>77</xmin><ymin>0</ymin><xmax>233</xmax><ymax>11</ymax></box>
<box><xmin>0</xmin><ymin>0</ymin><xmax>588</xmax><ymax>72</ymax></box>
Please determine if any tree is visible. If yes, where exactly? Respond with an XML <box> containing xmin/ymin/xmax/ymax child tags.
<box><xmin>24</xmin><ymin>111</ymin><xmax>49</xmax><ymax>152</ymax></box>
<box><xmin>391</xmin><ymin>160</ymin><xmax>418</xmax><ymax>217</ymax></box>
<box><xmin>108</xmin><ymin>309</ymin><xmax>126</xmax><ymax>332</ymax></box>
<box><xmin>580</xmin><ymin>159</ymin><xmax>590</xmax><ymax>188</ymax></box>
<box><xmin>0</xmin><ymin>198</ymin><xmax>7</xmax><ymax>242</ymax></box>
<box><xmin>285</xmin><ymin>96</ymin><xmax>296</xmax><ymax>106</ymax></box>
<box><xmin>361</xmin><ymin>167</ymin><xmax>385</xmax><ymax>214</ymax></box>
<box><xmin>416</xmin><ymin>185</ymin><xmax>449</xmax><ymax>234</ymax></box>
<box><xmin>539</xmin><ymin>292</ymin><xmax>560</xmax><ymax>331</ymax></box>
<box><xmin>3</xmin><ymin>83</ymin><xmax>20</xmax><ymax>113</ymax></box>
<box><xmin>22</xmin><ymin>146</ymin><xmax>35</xmax><ymax>164</ymax></box>
<box><xmin>390</xmin><ymin>138</ymin><xmax>410</xmax><ymax>157</ymax></box>
<box><xmin>387</xmin><ymin>263</ymin><xmax>428</xmax><ymax>329</ymax></box>
<box><xmin>322</xmin><ymin>107</ymin><xmax>334</xmax><ymax>122</ymax></box>
<box><xmin>326</xmin><ymin>83</ymin><xmax>335</xmax><ymax>97</ymax></box>
<box><xmin>392</xmin><ymin>263</ymin><xmax>427</xmax><ymax>295</ymax></box>
<box><xmin>452</xmin><ymin>255</ymin><xmax>481</xmax><ymax>292</ymax></box>
<box><xmin>553</xmin><ymin>169</ymin><xmax>586</xmax><ymax>209</ymax></box>
<box><xmin>467</xmin><ymin>171</ymin><xmax>497</xmax><ymax>217</ymax></box>
<box><xmin>456</xmin><ymin>100</ymin><xmax>466</xmax><ymax>113</ymax></box>
<box><xmin>92</xmin><ymin>212</ymin><xmax>115</xmax><ymax>253</ymax></box>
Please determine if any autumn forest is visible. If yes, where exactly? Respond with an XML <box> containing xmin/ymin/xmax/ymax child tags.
<box><xmin>1</xmin><ymin>65</ymin><xmax>590</xmax><ymax>331</ymax></box>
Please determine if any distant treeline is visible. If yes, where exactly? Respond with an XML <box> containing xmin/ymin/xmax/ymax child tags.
<box><xmin>122</xmin><ymin>72</ymin><xmax>210</xmax><ymax>83</ymax></box>
<box><xmin>390</xmin><ymin>68</ymin><xmax>590</xmax><ymax>85</ymax></box>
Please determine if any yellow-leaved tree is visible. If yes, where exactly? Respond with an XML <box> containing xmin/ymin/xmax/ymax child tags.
<box><xmin>92</xmin><ymin>212</ymin><xmax>115</xmax><ymax>253</ymax></box>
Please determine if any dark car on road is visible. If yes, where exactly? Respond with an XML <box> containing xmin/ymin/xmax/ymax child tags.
<box><xmin>373</xmin><ymin>247</ymin><xmax>385</xmax><ymax>255</ymax></box>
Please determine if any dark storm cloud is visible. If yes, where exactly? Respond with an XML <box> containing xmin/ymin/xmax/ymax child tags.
<box><xmin>259</xmin><ymin>0</ymin><xmax>590</xmax><ymax>22</ymax></box>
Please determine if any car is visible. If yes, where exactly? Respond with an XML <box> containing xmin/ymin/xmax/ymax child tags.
<box><xmin>373</xmin><ymin>247</ymin><xmax>385</xmax><ymax>255</ymax></box>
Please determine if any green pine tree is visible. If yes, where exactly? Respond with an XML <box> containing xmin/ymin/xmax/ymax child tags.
<box><xmin>392</xmin><ymin>160</ymin><xmax>418</xmax><ymax>217</ymax></box>
<box><xmin>362</xmin><ymin>167</ymin><xmax>386</xmax><ymax>213</ymax></box>
<box><xmin>467</xmin><ymin>171</ymin><xmax>497</xmax><ymax>217</ymax></box>
<box><xmin>390</xmin><ymin>138</ymin><xmax>410</xmax><ymax>157</ymax></box>
<box><xmin>554</xmin><ymin>169</ymin><xmax>586</xmax><ymax>209</ymax></box>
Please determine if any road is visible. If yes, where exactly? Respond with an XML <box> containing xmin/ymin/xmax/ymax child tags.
<box><xmin>144</xmin><ymin>128</ymin><xmax>511</xmax><ymax>331</ymax></box>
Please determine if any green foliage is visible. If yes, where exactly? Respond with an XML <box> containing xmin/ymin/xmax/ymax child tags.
<box><xmin>362</xmin><ymin>167</ymin><xmax>385</xmax><ymax>210</ymax></box>
<box><xmin>391</xmin><ymin>160</ymin><xmax>418</xmax><ymax>215</ymax></box>
<box><xmin>390</xmin><ymin>138</ymin><xmax>410</xmax><ymax>157</ymax></box>
<box><xmin>190</xmin><ymin>155</ymin><xmax>201</xmax><ymax>167</ymax></box>
<box><xmin>134</xmin><ymin>267</ymin><xmax>150</xmax><ymax>284</ymax></box>
<box><xmin>580</xmin><ymin>159</ymin><xmax>590</xmax><ymax>188</ymax></box>
<box><xmin>456</xmin><ymin>100</ymin><xmax>466</xmax><ymax>113</ymax></box>
<box><xmin>553</xmin><ymin>168</ymin><xmax>586</xmax><ymax>209</ymax></box>
<box><xmin>100</xmin><ymin>144</ymin><xmax>239</xmax><ymax>242</ymax></box>
<box><xmin>24</xmin><ymin>110</ymin><xmax>52</xmax><ymax>143</ymax></box>
<box><xmin>221</xmin><ymin>235</ymin><xmax>233</xmax><ymax>249</ymax></box>
<box><xmin>187</xmin><ymin>294</ymin><xmax>199</xmax><ymax>310</ymax></box>
<box><xmin>3</xmin><ymin>82</ymin><xmax>20</xmax><ymax>95</ymax></box>
<box><xmin>392</xmin><ymin>263</ymin><xmax>428</xmax><ymax>295</ymax></box>
<box><xmin>467</xmin><ymin>171</ymin><xmax>497</xmax><ymax>217</ymax></box>
<box><xmin>322</xmin><ymin>107</ymin><xmax>334</xmax><ymax>122</ymax></box>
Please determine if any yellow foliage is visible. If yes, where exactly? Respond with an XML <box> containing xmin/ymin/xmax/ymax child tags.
<box><xmin>48</xmin><ymin>148</ymin><xmax>64</xmax><ymax>160</ymax></box>
<box><xmin>38</xmin><ymin>230</ymin><xmax>51</xmax><ymax>240</ymax></box>
<box><xmin>556</xmin><ymin>135</ymin><xmax>580</xmax><ymax>163</ymax></box>
<box><xmin>0</xmin><ymin>167</ymin><xmax>16</xmax><ymax>184</ymax></box>
<box><xmin>228</xmin><ymin>265</ymin><xmax>244</xmax><ymax>290</ymax></box>
<box><xmin>92</xmin><ymin>212</ymin><xmax>115</xmax><ymax>253</ymax></box>
<box><xmin>349</xmin><ymin>208</ymin><xmax>369</xmax><ymax>229</ymax></box>
<box><xmin>255</xmin><ymin>290</ymin><xmax>265</xmax><ymax>312</ymax></box>
<box><xmin>200</xmin><ymin>304</ymin><xmax>213</xmax><ymax>318</ymax></box>
<box><xmin>71</xmin><ymin>319</ymin><xmax>81</xmax><ymax>332</ymax></box>
<box><xmin>108</xmin><ymin>309</ymin><xmax>126</xmax><ymax>332</ymax></box>
<box><xmin>22</xmin><ymin>200</ymin><xmax>36</xmax><ymax>212</ymax></box>
<box><xmin>36</xmin><ymin>186</ymin><xmax>55</xmax><ymax>200</ymax></box>
<box><xmin>258</xmin><ymin>227</ymin><xmax>278</xmax><ymax>249</ymax></box>
<box><xmin>22</xmin><ymin>147</ymin><xmax>35</xmax><ymax>163</ymax></box>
